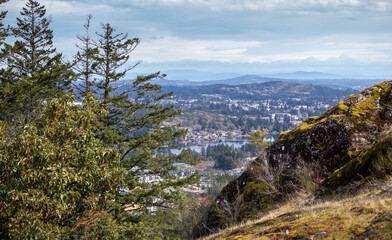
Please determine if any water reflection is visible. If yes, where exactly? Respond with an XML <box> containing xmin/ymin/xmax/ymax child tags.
<box><xmin>171</xmin><ymin>137</ymin><xmax>274</xmax><ymax>154</ymax></box>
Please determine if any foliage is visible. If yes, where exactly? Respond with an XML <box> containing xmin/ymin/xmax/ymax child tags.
<box><xmin>0</xmin><ymin>0</ymin><xmax>8</xmax><ymax>48</ymax></box>
<box><xmin>247</xmin><ymin>130</ymin><xmax>269</xmax><ymax>152</ymax></box>
<box><xmin>0</xmin><ymin>2</ymin><xmax>200</xmax><ymax>238</ymax></box>
<box><xmin>0</xmin><ymin>0</ymin><xmax>72</xmax><ymax>123</ymax></box>
<box><xmin>73</xmin><ymin>14</ymin><xmax>97</xmax><ymax>97</ymax></box>
<box><xmin>72</xmin><ymin>20</ymin><xmax>200</xmax><ymax>237</ymax></box>
<box><xmin>205</xmin><ymin>144</ymin><xmax>244</xmax><ymax>170</ymax></box>
<box><xmin>206</xmin><ymin>172</ymin><xmax>238</xmax><ymax>198</ymax></box>
<box><xmin>0</xmin><ymin>93</ymin><xmax>121</xmax><ymax>239</ymax></box>
<box><xmin>206</xmin><ymin>182</ymin><xmax>392</xmax><ymax>240</ymax></box>
<box><xmin>155</xmin><ymin>196</ymin><xmax>207</xmax><ymax>239</ymax></box>
<box><xmin>65</xmin><ymin>212</ymin><xmax>149</xmax><ymax>240</ymax></box>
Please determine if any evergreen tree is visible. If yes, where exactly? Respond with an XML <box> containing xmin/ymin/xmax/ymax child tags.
<box><xmin>94</xmin><ymin>23</ymin><xmax>140</xmax><ymax>107</ymax></box>
<box><xmin>72</xmin><ymin>22</ymin><xmax>199</xmax><ymax>237</ymax></box>
<box><xmin>73</xmin><ymin>14</ymin><xmax>97</xmax><ymax>97</ymax></box>
<box><xmin>0</xmin><ymin>0</ymin><xmax>10</xmax><ymax>92</ymax></box>
<box><xmin>0</xmin><ymin>0</ymin><xmax>15</xmax><ymax>97</ymax></box>
<box><xmin>1</xmin><ymin>0</ymin><xmax>72</xmax><ymax>122</ymax></box>
<box><xmin>247</xmin><ymin>130</ymin><xmax>270</xmax><ymax>155</ymax></box>
<box><xmin>92</xmin><ymin>22</ymin><xmax>140</xmax><ymax>145</ymax></box>
<box><xmin>0</xmin><ymin>1</ymin><xmax>7</xmax><ymax>48</ymax></box>
<box><xmin>0</xmin><ymin>0</ymin><xmax>24</xmax><ymax>126</ymax></box>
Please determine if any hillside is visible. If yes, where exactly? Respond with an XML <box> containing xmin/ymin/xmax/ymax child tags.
<box><xmin>193</xmin><ymin>81</ymin><xmax>392</xmax><ymax>238</ymax></box>
<box><xmin>204</xmin><ymin>181</ymin><xmax>392</xmax><ymax>239</ymax></box>
<box><xmin>152</xmin><ymin>73</ymin><xmax>384</xmax><ymax>90</ymax></box>
<box><xmin>162</xmin><ymin>81</ymin><xmax>354</xmax><ymax>101</ymax></box>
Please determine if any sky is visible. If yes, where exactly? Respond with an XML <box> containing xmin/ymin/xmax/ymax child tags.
<box><xmin>3</xmin><ymin>0</ymin><xmax>392</xmax><ymax>79</ymax></box>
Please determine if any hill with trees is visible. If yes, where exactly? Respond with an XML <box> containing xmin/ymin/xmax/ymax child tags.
<box><xmin>0</xmin><ymin>1</ymin><xmax>197</xmax><ymax>239</ymax></box>
<box><xmin>193</xmin><ymin>81</ymin><xmax>392</xmax><ymax>239</ymax></box>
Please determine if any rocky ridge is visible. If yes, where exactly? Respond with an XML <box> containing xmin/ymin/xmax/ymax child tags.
<box><xmin>193</xmin><ymin>81</ymin><xmax>392</xmax><ymax>238</ymax></box>
<box><xmin>203</xmin><ymin>181</ymin><xmax>392</xmax><ymax>240</ymax></box>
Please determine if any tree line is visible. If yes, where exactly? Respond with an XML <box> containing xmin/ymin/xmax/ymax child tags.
<box><xmin>0</xmin><ymin>0</ymin><xmax>199</xmax><ymax>239</ymax></box>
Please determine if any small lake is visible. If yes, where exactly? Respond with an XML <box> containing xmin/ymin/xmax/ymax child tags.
<box><xmin>171</xmin><ymin>137</ymin><xmax>274</xmax><ymax>154</ymax></box>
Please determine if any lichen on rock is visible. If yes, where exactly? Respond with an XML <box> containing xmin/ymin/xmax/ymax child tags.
<box><xmin>193</xmin><ymin>81</ymin><xmax>392</xmax><ymax>239</ymax></box>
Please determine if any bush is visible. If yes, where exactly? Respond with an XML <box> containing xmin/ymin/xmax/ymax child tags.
<box><xmin>0</xmin><ymin>93</ymin><xmax>121</xmax><ymax>239</ymax></box>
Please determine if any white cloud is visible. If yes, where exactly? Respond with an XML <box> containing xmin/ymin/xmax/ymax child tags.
<box><xmin>121</xmin><ymin>0</ymin><xmax>392</xmax><ymax>13</ymax></box>
<box><xmin>27</xmin><ymin>0</ymin><xmax>390</xmax><ymax>15</ymax></box>
<box><xmin>4</xmin><ymin>0</ymin><xmax>126</xmax><ymax>17</ymax></box>
<box><xmin>132</xmin><ymin>36</ymin><xmax>263</xmax><ymax>63</ymax></box>
<box><xmin>3</xmin><ymin>0</ymin><xmax>392</xmax><ymax>77</ymax></box>
<box><xmin>130</xmin><ymin>33</ymin><xmax>392</xmax><ymax>65</ymax></box>
<box><xmin>40</xmin><ymin>1</ymin><xmax>115</xmax><ymax>15</ymax></box>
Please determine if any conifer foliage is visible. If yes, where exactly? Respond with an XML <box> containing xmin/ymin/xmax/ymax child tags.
<box><xmin>1</xmin><ymin>0</ymin><xmax>72</xmax><ymax>121</ymax></box>
<box><xmin>73</xmin><ymin>14</ymin><xmax>96</xmax><ymax>97</ymax></box>
<box><xmin>0</xmin><ymin>1</ymin><xmax>199</xmax><ymax>238</ymax></box>
<box><xmin>72</xmin><ymin>21</ymin><xmax>200</xmax><ymax>237</ymax></box>
<box><xmin>0</xmin><ymin>0</ymin><xmax>8</xmax><ymax>47</ymax></box>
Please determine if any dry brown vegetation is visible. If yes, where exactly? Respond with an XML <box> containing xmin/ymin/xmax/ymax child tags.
<box><xmin>202</xmin><ymin>179</ymin><xmax>392</xmax><ymax>240</ymax></box>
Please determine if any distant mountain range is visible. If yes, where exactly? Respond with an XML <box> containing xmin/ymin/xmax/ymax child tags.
<box><xmin>75</xmin><ymin>71</ymin><xmax>388</xmax><ymax>92</ymax></box>
<box><xmin>155</xmin><ymin>73</ymin><xmax>385</xmax><ymax>90</ymax></box>
<box><xmin>263</xmin><ymin>71</ymin><xmax>344</xmax><ymax>80</ymax></box>
<box><xmin>160</xmin><ymin>70</ymin><xmax>242</xmax><ymax>81</ymax></box>
<box><xmin>160</xmin><ymin>81</ymin><xmax>355</xmax><ymax>101</ymax></box>
<box><xmin>159</xmin><ymin>70</ymin><xmax>346</xmax><ymax>81</ymax></box>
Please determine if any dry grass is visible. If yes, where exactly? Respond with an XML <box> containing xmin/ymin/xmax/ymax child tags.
<box><xmin>201</xmin><ymin>181</ymin><xmax>392</xmax><ymax>240</ymax></box>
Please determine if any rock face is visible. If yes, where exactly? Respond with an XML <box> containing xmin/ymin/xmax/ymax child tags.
<box><xmin>193</xmin><ymin>81</ymin><xmax>392</xmax><ymax>239</ymax></box>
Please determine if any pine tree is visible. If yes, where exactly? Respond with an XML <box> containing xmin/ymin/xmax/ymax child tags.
<box><xmin>0</xmin><ymin>0</ymin><xmax>24</xmax><ymax>125</ymax></box>
<box><xmin>94</xmin><ymin>23</ymin><xmax>140</xmax><ymax>106</ymax></box>
<box><xmin>72</xmin><ymin>22</ymin><xmax>200</xmax><ymax>237</ymax></box>
<box><xmin>92</xmin><ymin>23</ymin><xmax>140</xmax><ymax>145</ymax></box>
<box><xmin>73</xmin><ymin>14</ymin><xmax>97</xmax><ymax>97</ymax></box>
<box><xmin>0</xmin><ymin>0</ymin><xmax>10</xmax><ymax>88</ymax></box>
<box><xmin>0</xmin><ymin>0</ymin><xmax>14</xmax><ymax>88</ymax></box>
<box><xmin>0</xmin><ymin>1</ymin><xmax>8</xmax><ymax>47</ymax></box>
<box><xmin>1</xmin><ymin>0</ymin><xmax>72</xmax><ymax>122</ymax></box>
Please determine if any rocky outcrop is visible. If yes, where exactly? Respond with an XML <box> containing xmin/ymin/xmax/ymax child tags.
<box><xmin>193</xmin><ymin>81</ymin><xmax>392</xmax><ymax>239</ymax></box>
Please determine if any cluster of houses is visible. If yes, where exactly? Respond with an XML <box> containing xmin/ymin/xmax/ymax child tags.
<box><xmin>183</xmin><ymin>129</ymin><xmax>243</xmax><ymax>145</ymax></box>
<box><xmin>136</xmin><ymin>164</ymin><xmax>245</xmax><ymax>195</ymax></box>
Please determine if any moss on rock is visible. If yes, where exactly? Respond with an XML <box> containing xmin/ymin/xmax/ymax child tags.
<box><xmin>193</xmin><ymin>81</ymin><xmax>392</xmax><ymax>239</ymax></box>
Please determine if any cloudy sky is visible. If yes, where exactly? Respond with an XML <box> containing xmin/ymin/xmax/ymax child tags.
<box><xmin>3</xmin><ymin>0</ymin><xmax>392</xmax><ymax>78</ymax></box>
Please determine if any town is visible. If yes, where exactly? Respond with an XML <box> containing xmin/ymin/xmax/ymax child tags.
<box><xmin>157</xmin><ymin>81</ymin><xmax>356</xmax><ymax>196</ymax></box>
<box><xmin>163</xmin><ymin>81</ymin><xmax>355</xmax><ymax>146</ymax></box>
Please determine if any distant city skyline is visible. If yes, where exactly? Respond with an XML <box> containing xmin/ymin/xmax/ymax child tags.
<box><xmin>3</xmin><ymin>0</ymin><xmax>392</xmax><ymax>78</ymax></box>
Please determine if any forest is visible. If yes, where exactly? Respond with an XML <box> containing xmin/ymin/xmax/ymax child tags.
<box><xmin>0</xmin><ymin>0</ymin><xmax>201</xmax><ymax>239</ymax></box>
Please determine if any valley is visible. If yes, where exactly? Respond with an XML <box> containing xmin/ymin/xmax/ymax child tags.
<box><xmin>157</xmin><ymin>81</ymin><xmax>357</xmax><ymax>200</ymax></box>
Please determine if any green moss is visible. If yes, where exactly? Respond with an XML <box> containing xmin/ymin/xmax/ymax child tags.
<box><xmin>288</xmin><ymin>117</ymin><xmax>327</xmax><ymax>142</ymax></box>
<box><xmin>307</xmin><ymin>116</ymin><xmax>319</xmax><ymax>122</ymax></box>
<box><xmin>317</xmin><ymin>139</ymin><xmax>334</xmax><ymax>151</ymax></box>
<box><xmin>239</xmin><ymin>182</ymin><xmax>275</xmax><ymax>220</ymax></box>
<box><xmin>329</xmin><ymin>169</ymin><xmax>342</xmax><ymax>181</ymax></box>
<box><xmin>351</xmin><ymin>96</ymin><xmax>378</xmax><ymax>119</ymax></box>
<box><xmin>323</xmin><ymin>82</ymin><xmax>391</xmax><ymax>132</ymax></box>
<box><xmin>242</xmin><ymin>182</ymin><xmax>271</xmax><ymax>202</ymax></box>
<box><xmin>329</xmin><ymin>114</ymin><xmax>346</xmax><ymax>119</ymax></box>
<box><xmin>327</xmin><ymin>150</ymin><xmax>371</xmax><ymax>186</ymax></box>
<box><xmin>350</xmin><ymin>82</ymin><xmax>392</xmax><ymax>124</ymax></box>
<box><xmin>376</xmin><ymin>81</ymin><xmax>388</xmax><ymax>89</ymax></box>
<box><xmin>336</xmin><ymin>101</ymin><xmax>350</xmax><ymax>113</ymax></box>
<box><xmin>239</xmin><ymin>195</ymin><xmax>274</xmax><ymax>220</ymax></box>
<box><xmin>276</xmin><ymin>113</ymin><xmax>345</xmax><ymax>144</ymax></box>
<box><xmin>213</xmin><ymin>183</ymin><xmax>392</xmax><ymax>240</ymax></box>
<box><xmin>276</xmin><ymin>130</ymin><xmax>291</xmax><ymax>141</ymax></box>
<box><xmin>327</xmin><ymin>134</ymin><xmax>392</xmax><ymax>186</ymax></box>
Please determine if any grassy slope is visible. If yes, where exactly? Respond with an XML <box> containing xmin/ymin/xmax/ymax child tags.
<box><xmin>204</xmin><ymin>180</ymin><xmax>392</xmax><ymax>240</ymax></box>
